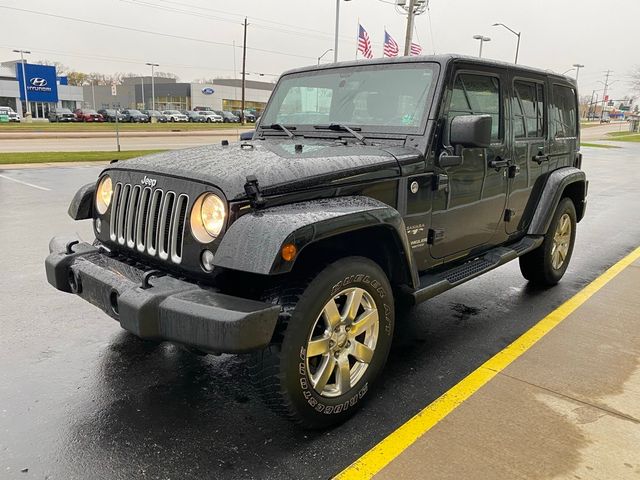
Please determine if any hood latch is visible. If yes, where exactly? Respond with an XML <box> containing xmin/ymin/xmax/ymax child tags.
<box><xmin>244</xmin><ymin>175</ymin><xmax>266</xmax><ymax>210</ymax></box>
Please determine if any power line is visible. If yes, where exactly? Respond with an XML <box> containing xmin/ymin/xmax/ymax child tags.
<box><xmin>120</xmin><ymin>0</ymin><xmax>354</xmax><ymax>42</ymax></box>
<box><xmin>0</xmin><ymin>44</ymin><xmax>280</xmax><ymax>78</ymax></box>
<box><xmin>0</xmin><ymin>5</ymin><xmax>317</xmax><ymax>60</ymax></box>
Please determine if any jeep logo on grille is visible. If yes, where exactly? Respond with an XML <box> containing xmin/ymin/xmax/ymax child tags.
<box><xmin>141</xmin><ymin>176</ymin><xmax>157</xmax><ymax>187</ymax></box>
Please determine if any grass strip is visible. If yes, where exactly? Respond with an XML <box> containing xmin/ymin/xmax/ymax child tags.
<box><xmin>580</xmin><ymin>142</ymin><xmax>620</xmax><ymax>149</ymax></box>
<box><xmin>0</xmin><ymin>150</ymin><xmax>165</xmax><ymax>165</ymax></box>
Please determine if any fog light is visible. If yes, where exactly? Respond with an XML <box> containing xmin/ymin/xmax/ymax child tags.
<box><xmin>95</xmin><ymin>217</ymin><xmax>102</xmax><ymax>233</ymax></box>
<box><xmin>201</xmin><ymin>249</ymin><xmax>215</xmax><ymax>272</ymax></box>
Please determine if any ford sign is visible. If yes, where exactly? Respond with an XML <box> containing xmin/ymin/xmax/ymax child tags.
<box><xmin>202</xmin><ymin>87</ymin><xmax>215</xmax><ymax>95</ymax></box>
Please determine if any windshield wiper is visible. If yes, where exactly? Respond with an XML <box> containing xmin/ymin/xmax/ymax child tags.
<box><xmin>313</xmin><ymin>124</ymin><xmax>368</xmax><ymax>145</ymax></box>
<box><xmin>261</xmin><ymin>123</ymin><xmax>296</xmax><ymax>138</ymax></box>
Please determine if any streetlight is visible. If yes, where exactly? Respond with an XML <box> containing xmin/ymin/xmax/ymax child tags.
<box><xmin>318</xmin><ymin>48</ymin><xmax>334</xmax><ymax>65</ymax></box>
<box><xmin>472</xmin><ymin>35</ymin><xmax>491</xmax><ymax>58</ymax></box>
<box><xmin>492</xmin><ymin>23</ymin><xmax>521</xmax><ymax>64</ymax></box>
<box><xmin>146</xmin><ymin>62</ymin><xmax>159</xmax><ymax>111</ymax></box>
<box><xmin>13</xmin><ymin>49</ymin><xmax>31</xmax><ymax>118</ymax></box>
<box><xmin>572</xmin><ymin>63</ymin><xmax>584</xmax><ymax>83</ymax></box>
<box><xmin>334</xmin><ymin>0</ymin><xmax>352</xmax><ymax>63</ymax></box>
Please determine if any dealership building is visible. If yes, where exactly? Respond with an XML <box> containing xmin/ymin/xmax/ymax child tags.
<box><xmin>83</xmin><ymin>76</ymin><xmax>274</xmax><ymax>114</ymax></box>
<box><xmin>0</xmin><ymin>58</ymin><xmax>275</xmax><ymax>119</ymax></box>
<box><xmin>0</xmin><ymin>60</ymin><xmax>84</xmax><ymax>118</ymax></box>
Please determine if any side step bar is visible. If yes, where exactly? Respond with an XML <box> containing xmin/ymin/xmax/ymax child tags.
<box><xmin>410</xmin><ymin>236</ymin><xmax>544</xmax><ymax>305</ymax></box>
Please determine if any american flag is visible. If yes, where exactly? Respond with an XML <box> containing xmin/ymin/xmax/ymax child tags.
<box><xmin>410</xmin><ymin>42</ymin><xmax>423</xmax><ymax>56</ymax></box>
<box><xmin>383</xmin><ymin>30</ymin><xmax>399</xmax><ymax>57</ymax></box>
<box><xmin>357</xmin><ymin>24</ymin><xmax>373</xmax><ymax>59</ymax></box>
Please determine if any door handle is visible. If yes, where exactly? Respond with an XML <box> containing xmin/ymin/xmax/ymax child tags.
<box><xmin>532</xmin><ymin>153</ymin><xmax>549</xmax><ymax>164</ymax></box>
<box><xmin>489</xmin><ymin>157</ymin><xmax>510</xmax><ymax>169</ymax></box>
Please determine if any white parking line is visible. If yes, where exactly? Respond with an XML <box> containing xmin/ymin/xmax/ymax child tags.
<box><xmin>0</xmin><ymin>173</ymin><xmax>51</xmax><ymax>191</ymax></box>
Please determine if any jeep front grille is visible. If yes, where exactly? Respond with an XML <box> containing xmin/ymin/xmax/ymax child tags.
<box><xmin>109</xmin><ymin>183</ymin><xmax>189</xmax><ymax>264</ymax></box>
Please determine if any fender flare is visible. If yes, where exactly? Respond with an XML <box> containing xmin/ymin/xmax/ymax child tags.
<box><xmin>68</xmin><ymin>182</ymin><xmax>95</xmax><ymax>220</ymax></box>
<box><xmin>213</xmin><ymin>196</ymin><xmax>419</xmax><ymax>288</ymax></box>
<box><xmin>527</xmin><ymin>167</ymin><xmax>587</xmax><ymax>236</ymax></box>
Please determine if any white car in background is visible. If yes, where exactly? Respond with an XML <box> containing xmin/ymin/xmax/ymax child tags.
<box><xmin>0</xmin><ymin>106</ymin><xmax>21</xmax><ymax>122</ymax></box>
<box><xmin>198</xmin><ymin>111</ymin><xmax>223</xmax><ymax>123</ymax></box>
<box><xmin>162</xmin><ymin>110</ymin><xmax>188</xmax><ymax>122</ymax></box>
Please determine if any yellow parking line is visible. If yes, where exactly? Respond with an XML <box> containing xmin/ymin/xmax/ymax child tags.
<box><xmin>335</xmin><ymin>246</ymin><xmax>640</xmax><ymax>480</ymax></box>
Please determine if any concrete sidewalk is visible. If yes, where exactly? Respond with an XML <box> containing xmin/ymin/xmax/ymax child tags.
<box><xmin>375</xmin><ymin>256</ymin><xmax>640</xmax><ymax>479</ymax></box>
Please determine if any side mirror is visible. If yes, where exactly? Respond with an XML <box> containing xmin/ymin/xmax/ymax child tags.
<box><xmin>450</xmin><ymin>114</ymin><xmax>492</xmax><ymax>149</ymax></box>
<box><xmin>240</xmin><ymin>130</ymin><xmax>255</xmax><ymax>141</ymax></box>
<box><xmin>436</xmin><ymin>114</ymin><xmax>492</xmax><ymax>168</ymax></box>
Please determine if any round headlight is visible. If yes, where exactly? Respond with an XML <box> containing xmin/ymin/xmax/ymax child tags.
<box><xmin>190</xmin><ymin>193</ymin><xmax>226</xmax><ymax>242</ymax></box>
<box><xmin>95</xmin><ymin>175</ymin><xmax>113</xmax><ymax>215</ymax></box>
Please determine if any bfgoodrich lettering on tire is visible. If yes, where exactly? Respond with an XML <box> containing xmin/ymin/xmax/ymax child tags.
<box><xmin>250</xmin><ymin>256</ymin><xmax>394</xmax><ymax>429</ymax></box>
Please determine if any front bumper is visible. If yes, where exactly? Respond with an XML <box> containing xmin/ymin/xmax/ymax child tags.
<box><xmin>45</xmin><ymin>236</ymin><xmax>281</xmax><ymax>353</ymax></box>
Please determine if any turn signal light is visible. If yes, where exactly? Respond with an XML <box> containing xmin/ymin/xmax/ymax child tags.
<box><xmin>281</xmin><ymin>243</ymin><xmax>297</xmax><ymax>262</ymax></box>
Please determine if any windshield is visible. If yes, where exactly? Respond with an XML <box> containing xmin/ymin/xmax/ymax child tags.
<box><xmin>84</xmin><ymin>109</ymin><xmax>97</xmax><ymax>114</ymax></box>
<box><xmin>165</xmin><ymin>110</ymin><xmax>180</xmax><ymax>114</ymax></box>
<box><xmin>129</xmin><ymin>110</ymin><xmax>142</xmax><ymax>115</ymax></box>
<box><xmin>58</xmin><ymin>108</ymin><xmax>72</xmax><ymax>113</ymax></box>
<box><xmin>261</xmin><ymin>62</ymin><xmax>438</xmax><ymax>131</ymax></box>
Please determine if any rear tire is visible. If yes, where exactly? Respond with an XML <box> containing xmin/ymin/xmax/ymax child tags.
<box><xmin>519</xmin><ymin>197</ymin><xmax>577</xmax><ymax>286</ymax></box>
<box><xmin>250</xmin><ymin>257</ymin><xmax>395</xmax><ymax>429</ymax></box>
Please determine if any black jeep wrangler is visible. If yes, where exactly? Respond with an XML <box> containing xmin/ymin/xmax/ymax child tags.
<box><xmin>46</xmin><ymin>55</ymin><xmax>587</xmax><ymax>429</ymax></box>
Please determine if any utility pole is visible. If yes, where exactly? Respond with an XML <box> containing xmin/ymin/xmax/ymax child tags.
<box><xmin>600</xmin><ymin>70</ymin><xmax>612</xmax><ymax>122</ymax></box>
<box><xmin>588</xmin><ymin>89</ymin><xmax>596</xmax><ymax>119</ymax></box>
<box><xmin>241</xmin><ymin>17</ymin><xmax>248</xmax><ymax>125</ymax></box>
<box><xmin>403</xmin><ymin>0</ymin><xmax>417</xmax><ymax>56</ymax></box>
<box><xmin>141</xmin><ymin>77</ymin><xmax>145</xmax><ymax>110</ymax></box>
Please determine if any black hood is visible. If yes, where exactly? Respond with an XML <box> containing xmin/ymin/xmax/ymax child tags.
<box><xmin>110</xmin><ymin>140</ymin><xmax>414</xmax><ymax>201</ymax></box>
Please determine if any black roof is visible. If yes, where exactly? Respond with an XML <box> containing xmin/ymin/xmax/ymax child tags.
<box><xmin>282</xmin><ymin>53</ymin><xmax>576</xmax><ymax>86</ymax></box>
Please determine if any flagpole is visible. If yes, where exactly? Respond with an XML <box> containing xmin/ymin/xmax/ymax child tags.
<box><xmin>355</xmin><ymin>18</ymin><xmax>359</xmax><ymax>60</ymax></box>
<box><xmin>383</xmin><ymin>25</ymin><xmax>385</xmax><ymax>58</ymax></box>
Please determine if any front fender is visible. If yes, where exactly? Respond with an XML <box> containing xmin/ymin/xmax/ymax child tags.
<box><xmin>213</xmin><ymin>196</ymin><xmax>418</xmax><ymax>287</ymax></box>
<box><xmin>68</xmin><ymin>182</ymin><xmax>95</xmax><ymax>220</ymax></box>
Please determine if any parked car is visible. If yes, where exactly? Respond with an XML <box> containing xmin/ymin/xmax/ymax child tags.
<box><xmin>97</xmin><ymin>109</ymin><xmax>125</xmax><ymax>123</ymax></box>
<box><xmin>600</xmin><ymin>112</ymin><xmax>611</xmax><ymax>123</ymax></box>
<box><xmin>214</xmin><ymin>110</ymin><xmax>240</xmax><ymax>123</ymax></box>
<box><xmin>142</xmin><ymin>110</ymin><xmax>167</xmax><ymax>123</ymax></box>
<box><xmin>162</xmin><ymin>110</ymin><xmax>188</xmax><ymax>122</ymax></box>
<box><xmin>121</xmin><ymin>109</ymin><xmax>149</xmax><ymax>123</ymax></box>
<box><xmin>46</xmin><ymin>54</ymin><xmax>587</xmax><ymax>429</ymax></box>
<box><xmin>182</xmin><ymin>110</ymin><xmax>206</xmax><ymax>123</ymax></box>
<box><xmin>74</xmin><ymin>108</ymin><xmax>104</xmax><ymax>122</ymax></box>
<box><xmin>48</xmin><ymin>108</ymin><xmax>77</xmax><ymax>122</ymax></box>
<box><xmin>232</xmin><ymin>110</ymin><xmax>256</xmax><ymax>122</ymax></box>
<box><xmin>0</xmin><ymin>106</ymin><xmax>21</xmax><ymax>122</ymax></box>
<box><xmin>198</xmin><ymin>111</ymin><xmax>223</xmax><ymax>123</ymax></box>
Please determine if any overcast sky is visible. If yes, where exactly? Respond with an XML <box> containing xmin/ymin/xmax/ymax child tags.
<box><xmin>0</xmin><ymin>0</ymin><xmax>638</xmax><ymax>100</ymax></box>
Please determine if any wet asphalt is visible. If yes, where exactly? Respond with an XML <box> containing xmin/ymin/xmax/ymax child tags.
<box><xmin>1</xmin><ymin>144</ymin><xmax>639</xmax><ymax>480</ymax></box>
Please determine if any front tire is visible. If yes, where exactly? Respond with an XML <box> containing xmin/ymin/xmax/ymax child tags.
<box><xmin>250</xmin><ymin>257</ymin><xmax>394</xmax><ymax>429</ymax></box>
<box><xmin>519</xmin><ymin>197</ymin><xmax>577</xmax><ymax>286</ymax></box>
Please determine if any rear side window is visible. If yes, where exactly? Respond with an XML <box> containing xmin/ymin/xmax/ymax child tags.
<box><xmin>449</xmin><ymin>73</ymin><xmax>501</xmax><ymax>141</ymax></box>
<box><xmin>551</xmin><ymin>85</ymin><xmax>577</xmax><ymax>138</ymax></box>
<box><xmin>513</xmin><ymin>81</ymin><xmax>545</xmax><ymax>138</ymax></box>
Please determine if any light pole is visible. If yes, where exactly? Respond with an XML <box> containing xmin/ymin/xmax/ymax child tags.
<box><xmin>492</xmin><ymin>23</ymin><xmax>521</xmax><ymax>64</ymax></box>
<box><xmin>13</xmin><ymin>49</ymin><xmax>31</xmax><ymax>117</ymax></box>
<box><xmin>472</xmin><ymin>35</ymin><xmax>491</xmax><ymax>58</ymax></box>
<box><xmin>334</xmin><ymin>0</ymin><xmax>351</xmax><ymax>63</ymax></box>
<box><xmin>146</xmin><ymin>62</ymin><xmax>159</xmax><ymax>111</ymax></box>
<box><xmin>318</xmin><ymin>48</ymin><xmax>334</xmax><ymax>65</ymax></box>
<box><xmin>572</xmin><ymin>63</ymin><xmax>584</xmax><ymax>83</ymax></box>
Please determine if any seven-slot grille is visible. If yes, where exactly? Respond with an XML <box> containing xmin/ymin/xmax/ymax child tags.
<box><xmin>109</xmin><ymin>182</ymin><xmax>189</xmax><ymax>264</ymax></box>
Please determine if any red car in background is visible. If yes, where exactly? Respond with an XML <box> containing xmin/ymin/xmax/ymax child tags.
<box><xmin>73</xmin><ymin>108</ymin><xmax>104</xmax><ymax>122</ymax></box>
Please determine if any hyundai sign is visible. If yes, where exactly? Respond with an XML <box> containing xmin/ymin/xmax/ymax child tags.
<box><xmin>16</xmin><ymin>63</ymin><xmax>59</xmax><ymax>103</ymax></box>
<box><xmin>202</xmin><ymin>87</ymin><xmax>215</xmax><ymax>95</ymax></box>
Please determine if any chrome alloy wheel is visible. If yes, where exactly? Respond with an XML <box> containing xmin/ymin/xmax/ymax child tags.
<box><xmin>551</xmin><ymin>213</ymin><xmax>572</xmax><ymax>270</ymax></box>
<box><xmin>305</xmin><ymin>287</ymin><xmax>379</xmax><ymax>398</ymax></box>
